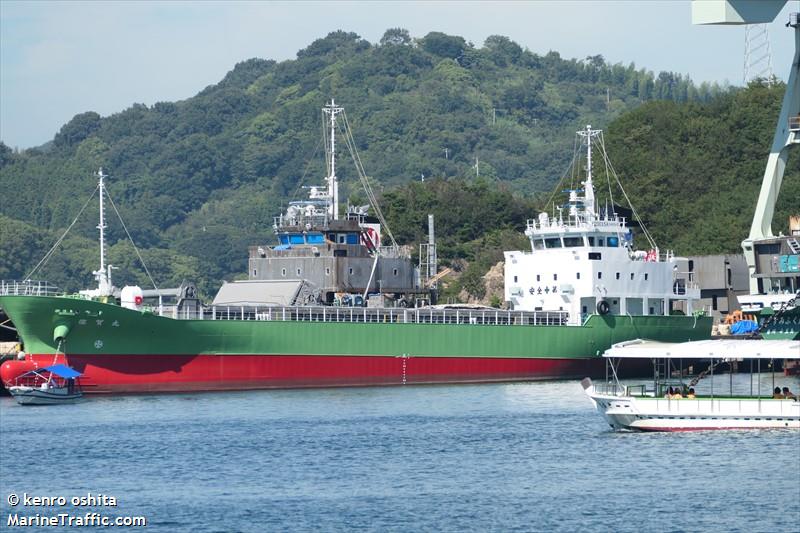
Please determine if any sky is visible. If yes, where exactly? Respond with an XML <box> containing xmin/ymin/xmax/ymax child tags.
<box><xmin>1</xmin><ymin>0</ymin><xmax>798</xmax><ymax>149</ymax></box>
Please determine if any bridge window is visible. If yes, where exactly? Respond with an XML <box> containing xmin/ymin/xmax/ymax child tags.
<box><xmin>608</xmin><ymin>236</ymin><xmax>619</xmax><ymax>247</ymax></box>
<box><xmin>563</xmin><ymin>237</ymin><xmax>582</xmax><ymax>247</ymax></box>
<box><xmin>289</xmin><ymin>234</ymin><xmax>304</xmax><ymax>244</ymax></box>
<box><xmin>346</xmin><ymin>233</ymin><xmax>359</xmax><ymax>245</ymax></box>
<box><xmin>533</xmin><ymin>239</ymin><xmax>545</xmax><ymax>250</ymax></box>
<box><xmin>544</xmin><ymin>238</ymin><xmax>562</xmax><ymax>248</ymax></box>
<box><xmin>597</xmin><ymin>238</ymin><xmax>605</xmax><ymax>247</ymax></box>
<box><xmin>588</xmin><ymin>237</ymin><xmax>595</xmax><ymax>246</ymax></box>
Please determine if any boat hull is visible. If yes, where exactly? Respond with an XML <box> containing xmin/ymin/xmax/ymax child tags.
<box><xmin>585</xmin><ymin>386</ymin><xmax>800</xmax><ymax>431</ymax></box>
<box><xmin>8</xmin><ymin>385</ymin><xmax>83</xmax><ymax>405</ymax></box>
<box><xmin>0</xmin><ymin>295</ymin><xmax>712</xmax><ymax>394</ymax></box>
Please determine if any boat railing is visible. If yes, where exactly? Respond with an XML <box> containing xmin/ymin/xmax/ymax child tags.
<box><xmin>0</xmin><ymin>280</ymin><xmax>62</xmax><ymax>297</ymax></box>
<box><xmin>590</xmin><ymin>382</ymin><xmax>628</xmax><ymax>396</ymax></box>
<box><xmin>157</xmin><ymin>304</ymin><xmax>569</xmax><ymax>327</ymax></box>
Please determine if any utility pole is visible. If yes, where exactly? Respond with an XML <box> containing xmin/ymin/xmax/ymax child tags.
<box><xmin>474</xmin><ymin>156</ymin><xmax>479</xmax><ymax>178</ymax></box>
<box><xmin>444</xmin><ymin>147</ymin><xmax>450</xmax><ymax>159</ymax></box>
<box><xmin>492</xmin><ymin>108</ymin><xmax>505</xmax><ymax>125</ymax></box>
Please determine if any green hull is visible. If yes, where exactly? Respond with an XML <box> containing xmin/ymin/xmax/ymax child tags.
<box><xmin>0</xmin><ymin>295</ymin><xmax>712</xmax><ymax>392</ymax></box>
<box><xmin>1</xmin><ymin>295</ymin><xmax>712</xmax><ymax>358</ymax></box>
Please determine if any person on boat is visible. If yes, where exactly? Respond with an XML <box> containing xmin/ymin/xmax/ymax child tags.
<box><xmin>671</xmin><ymin>388</ymin><xmax>683</xmax><ymax>399</ymax></box>
<box><xmin>665</xmin><ymin>386</ymin><xmax>674</xmax><ymax>398</ymax></box>
<box><xmin>772</xmin><ymin>387</ymin><xmax>784</xmax><ymax>399</ymax></box>
<box><xmin>782</xmin><ymin>387</ymin><xmax>797</xmax><ymax>400</ymax></box>
<box><xmin>687</xmin><ymin>388</ymin><xmax>696</xmax><ymax>399</ymax></box>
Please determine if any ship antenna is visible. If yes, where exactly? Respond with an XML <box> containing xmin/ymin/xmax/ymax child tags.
<box><xmin>323</xmin><ymin>99</ymin><xmax>343</xmax><ymax>221</ymax></box>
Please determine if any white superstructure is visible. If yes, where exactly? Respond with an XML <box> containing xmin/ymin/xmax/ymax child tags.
<box><xmin>504</xmin><ymin>126</ymin><xmax>699</xmax><ymax>324</ymax></box>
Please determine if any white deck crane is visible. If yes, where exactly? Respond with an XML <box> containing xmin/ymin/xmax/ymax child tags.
<box><xmin>694</xmin><ymin>1</ymin><xmax>800</xmax><ymax>300</ymax></box>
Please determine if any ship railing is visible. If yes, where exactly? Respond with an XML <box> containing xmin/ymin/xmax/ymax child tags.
<box><xmin>159</xmin><ymin>305</ymin><xmax>569</xmax><ymax>327</ymax></box>
<box><xmin>525</xmin><ymin>215</ymin><xmax>627</xmax><ymax>232</ymax></box>
<box><xmin>0</xmin><ymin>280</ymin><xmax>62</xmax><ymax>297</ymax></box>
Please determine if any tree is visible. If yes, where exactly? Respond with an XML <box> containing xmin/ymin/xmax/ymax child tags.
<box><xmin>53</xmin><ymin>111</ymin><xmax>102</xmax><ymax>148</ymax></box>
<box><xmin>380</xmin><ymin>28</ymin><xmax>411</xmax><ymax>46</ymax></box>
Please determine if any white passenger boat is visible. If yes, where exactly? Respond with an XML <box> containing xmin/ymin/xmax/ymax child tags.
<box><xmin>8</xmin><ymin>364</ymin><xmax>83</xmax><ymax>405</ymax></box>
<box><xmin>582</xmin><ymin>339</ymin><xmax>800</xmax><ymax>431</ymax></box>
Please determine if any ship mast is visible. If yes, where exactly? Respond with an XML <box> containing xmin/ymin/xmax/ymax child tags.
<box><xmin>93</xmin><ymin>168</ymin><xmax>112</xmax><ymax>296</ymax></box>
<box><xmin>577</xmin><ymin>125</ymin><xmax>598</xmax><ymax>219</ymax></box>
<box><xmin>323</xmin><ymin>99</ymin><xmax>343</xmax><ymax>221</ymax></box>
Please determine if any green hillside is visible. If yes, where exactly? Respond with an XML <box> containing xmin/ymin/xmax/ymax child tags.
<box><xmin>1</xmin><ymin>29</ymin><xmax>793</xmax><ymax>299</ymax></box>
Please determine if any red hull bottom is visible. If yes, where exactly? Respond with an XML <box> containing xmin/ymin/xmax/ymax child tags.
<box><xmin>2</xmin><ymin>353</ymin><xmax>635</xmax><ymax>394</ymax></box>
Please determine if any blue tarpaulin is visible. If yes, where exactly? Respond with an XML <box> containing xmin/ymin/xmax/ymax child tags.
<box><xmin>730</xmin><ymin>320</ymin><xmax>759</xmax><ymax>335</ymax></box>
<box><xmin>42</xmin><ymin>365</ymin><xmax>82</xmax><ymax>378</ymax></box>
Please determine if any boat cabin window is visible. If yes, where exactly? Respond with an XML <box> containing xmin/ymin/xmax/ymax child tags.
<box><xmin>597</xmin><ymin>238</ymin><xmax>605</xmax><ymax>247</ymax></box>
<box><xmin>588</xmin><ymin>236</ymin><xmax>595</xmax><ymax>246</ymax></box>
<box><xmin>607</xmin><ymin>236</ymin><xmax>619</xmax><ymax>247</ymax></box>
<box><xmin>289</xmin><ymin>234</ymin><xmax>305</xmax><ymax>245</ymax></box>
<box><xmin>328</xmin><ymin>233</ymin><xmax>336</xmax><ymax>242</ymax></box>
<box><xmin>346</xmin><ymin>233</ymin><xmax>359</xmax><ymax>245</ymax></box>
<box><xmin>589</xmin><ymin>252</ymin><xmax>601</xmax><ymax>260</ymax></box>
<box><xmin>338</xmin><ymin>235</ymin><xmax>346</xmax><ymax>244</ymax></box>
<box><xmin>279</xmin><ymin>235</ymin><xmax>290</xmax><ymax>245</ymax></box>
<box><xmin>544</xmin><ymin>238</ymin><xmax>562</xmax><ymax>249</ymax></box>
<box><xmin>307</xmin><ymin>233</ymin><xmax>325</xmax><ymax>244</ymax></box>
<box><xmin>532</xmin><ymin>239</ymin><xmax>545</xmax><ymax>250</ymax></box>
<box><xmin>563</xmin><ymin>237</ymin><xmax>582</xmax><ymax>247</ymax></box>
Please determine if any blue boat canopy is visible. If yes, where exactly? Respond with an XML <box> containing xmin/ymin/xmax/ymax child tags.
<box><xmin>42</xmin><ymin>364</ymin><xmax>82</xmax><ymax>378</ymax></box>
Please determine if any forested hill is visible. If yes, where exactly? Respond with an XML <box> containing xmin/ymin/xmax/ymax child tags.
<box><xmin>2</xmin><ymin>29</ymin><xmax>788</xmax><ymax>298</ymax></box>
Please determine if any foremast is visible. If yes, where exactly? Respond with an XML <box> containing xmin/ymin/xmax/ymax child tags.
<box><xmin>86</xmin><ymin>168</ymin><xmax>114</xmax><ymax>297</ymax></box>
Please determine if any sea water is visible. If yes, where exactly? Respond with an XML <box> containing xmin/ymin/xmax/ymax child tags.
<box><xmin>1</xmin><ymin>374</ymin><xmax>798</xmax><ymax>532</ymax></box>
